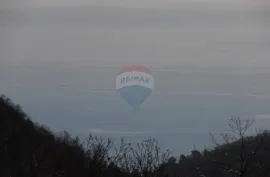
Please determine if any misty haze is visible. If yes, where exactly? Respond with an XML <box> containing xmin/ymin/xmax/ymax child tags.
<box><xmin>1</xmin><ymin>1</ymin><xmax>270</xmax><ymax>155</ymax></box>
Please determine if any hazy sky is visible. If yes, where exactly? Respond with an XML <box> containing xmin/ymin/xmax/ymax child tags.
<box><xmin>1</xmin><ymin>0</ymin><xmax>269</xmax><ymax>67</ymax></box>
<box><xmin>1</xmin><ymin>0</ymin><xmax>267</xmax><ymax>9</ymax></box>
<box><xmin>1</xmin><ymin>0</ymin><xmax>270</xmax><ymax>154</ymax></box>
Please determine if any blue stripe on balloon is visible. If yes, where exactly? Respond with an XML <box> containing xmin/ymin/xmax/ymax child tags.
<box><xmin>118</xmin><ymin>85</ymin><xmax>152</xmax><ymax>108</ymax></box>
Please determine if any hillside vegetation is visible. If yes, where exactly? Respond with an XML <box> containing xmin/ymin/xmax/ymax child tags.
<box><xmin>1</xmin><ymin>95</ymin><xmax>270</xmax><ymax>177</ymax></box>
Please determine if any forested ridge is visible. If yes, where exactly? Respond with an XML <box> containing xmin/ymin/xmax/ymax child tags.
<box><xmin>1</xmin><ymin>95</ymin><xmax>270</xmax><ymax>177</ymax></box>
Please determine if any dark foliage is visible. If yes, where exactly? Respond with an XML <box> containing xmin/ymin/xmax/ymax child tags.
<box><xmin>1</xmin><ymin>94</ymin><xmax>270</xmax><ymax>177</ymax></box>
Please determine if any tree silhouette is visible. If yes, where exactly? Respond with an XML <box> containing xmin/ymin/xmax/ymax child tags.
<box><xmin>1</xmin><ymin>95</ymin><xmax>270</xmax><ymax>177</ymax></box>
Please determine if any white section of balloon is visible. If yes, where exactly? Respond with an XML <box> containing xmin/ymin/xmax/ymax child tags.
<box><xmin>116</xmin><ymin>71</ymin><xmax>154</xmax><ymax>90</ymax></box>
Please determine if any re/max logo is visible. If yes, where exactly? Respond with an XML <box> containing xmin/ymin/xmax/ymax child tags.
<box><xmin>120</xmin><ymin>76</ymin><xmax>150</xmax><ymax>84</ymax></box>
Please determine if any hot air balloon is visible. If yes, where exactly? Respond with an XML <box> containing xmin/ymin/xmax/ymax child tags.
<box><xmin>116</xmin><ymin>65</ymin><xmax>154</xmax><ymax>109</ymax></box>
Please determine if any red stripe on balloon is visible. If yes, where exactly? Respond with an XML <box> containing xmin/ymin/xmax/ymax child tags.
<box><xmin>119</xmin><ymin>65</ymin><xmax>152</xmax><ymax>75</ymax></box>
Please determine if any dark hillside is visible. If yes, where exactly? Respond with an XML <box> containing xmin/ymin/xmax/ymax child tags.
<box><xmin>1</xmin><ymin>95</ymin><xmax>270</xmax><ymax>177</ymax></box>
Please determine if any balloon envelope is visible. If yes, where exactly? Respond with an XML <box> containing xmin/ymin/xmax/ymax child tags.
<box><xmin>116</xmin><ymin>65</ymin><xmax>154</xmax><ymax>108</ymax></box>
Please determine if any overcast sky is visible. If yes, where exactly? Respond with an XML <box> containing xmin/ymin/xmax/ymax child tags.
<box><xmin>1</xmin><ymin>0</ymin><xmax>267</xmax><ymax>9</ymax></box>
<box><xmin>1</xmin><ymin>0</ymin><xmax>269</xmax><ymax>67</ymax></box>
<box><xmin>0</xmin><ymin>0</ymin><xmax>270</xmax><ymax>154</ymax></box>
